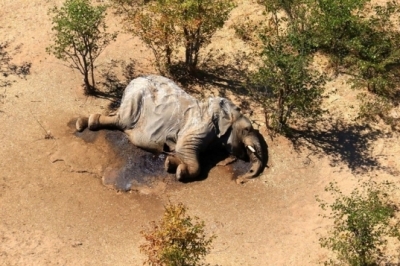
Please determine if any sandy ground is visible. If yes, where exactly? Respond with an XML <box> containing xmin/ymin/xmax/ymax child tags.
<box><xmin>1</xmin><ymin>0</ymin><xmax>400</xmax><ymax>265</ymax></box>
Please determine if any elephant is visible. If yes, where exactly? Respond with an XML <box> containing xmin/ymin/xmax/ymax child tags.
<box><xmin>76</xmin><ymin>75</ymin><xmax>267</xmax><ymax>183</ymax></box>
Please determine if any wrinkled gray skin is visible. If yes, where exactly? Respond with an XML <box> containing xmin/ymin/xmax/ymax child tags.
<box><xmin>76</xmin><ymin>75</ymin><xmax>266</xmax><ymax>183</ymax></box>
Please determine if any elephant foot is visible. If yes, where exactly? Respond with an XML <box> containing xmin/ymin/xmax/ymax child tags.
<box><xmin>88</xmin><ymin>114</ymin><xmax>101</xmax><ymax>130</ymax></box>
<box><xmin>175</xmin><ymin>162</ymin><xmax>200</xmax><ymax>182</ymax></box>
<box><xmin>176</xmin><ymin>164</ymin><xmax>188</xmax><ymax>181</ymax></box>
<box><xmin>164</xmin><ymin>156</ymin><xmax>179</xmax><ymax>173</ymax></box>
<box><xmin>76</xmin><ymin>114</ymin><xmax>101</xmax><ymax>131</ymax></box>
<box><xmin>76</xmin><ymin>117</ymin><xmax>89</xmax><ymax>132</ymax></box>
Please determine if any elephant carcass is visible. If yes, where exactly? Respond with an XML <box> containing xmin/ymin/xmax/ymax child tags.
<box><xmin>76</xmin><ymin>75</ymin><xmax>267</xmax><ymax>183</ymax></box>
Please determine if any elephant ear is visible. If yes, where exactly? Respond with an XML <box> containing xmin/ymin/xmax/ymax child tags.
<box><xmin>216</xmin><ymin>98</ymin><xmax>236</xmax><ymax>138</ymax></box>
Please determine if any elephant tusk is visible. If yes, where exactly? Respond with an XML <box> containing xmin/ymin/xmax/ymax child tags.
<box><xmin>247</xmin><ymin>145</ymin><xmax>256</xmax><ymax>153</ymax></box>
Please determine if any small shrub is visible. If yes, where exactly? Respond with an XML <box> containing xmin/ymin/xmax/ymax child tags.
<box><xmin>237</xmin><ymin>0</ymin><xmax>400</xmax><ymax>132</ymax></box>
<box><xmin>140</xmin><ymin>202</ymin><xmax>216</xmax><ymax>266</ymax></box>
<box><xmin>357</xmin><ymin>93</ymin><xmax>392</xmax><ymax>124</ymax></box>
<box><xmin>232</xmin><ymin>17</ymin><xmax>257</xmax><ymax>42</ymax></box>
<box><xmin>307</xmin><ymin>0</ymin><xmax>368</xmax><ymax>72</ymax></box>
<box><xmin>249</xmin><ymin>1</ymin><xmax>326</xmax><ymax>134</ymax></box>
<box><xmin>113</xmin><ymin>0</ymin><xmax>234</xmax><ymax>75</ymax></box>
<box><xmin>317</xmin><ymin>180</ymin><xmax>400</xmax><ymax>266</ymax></box>
<box><xmin>309</xmin><ymin>0</ymin><xmax>400</xmax><ymax>125</ymax></box>
<box><xmin>47</xmin><ymin>0</ymin><xmax>117</xmax><ymax>94</ymax></box>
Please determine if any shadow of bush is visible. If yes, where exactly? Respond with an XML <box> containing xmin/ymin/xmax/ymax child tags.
<box><xmin>95</xmin><ymin>50</ymin><xmax>252</xmax><ymax>109</ymax></box>
<box><xmin>0</xmin><ymin>42</ymin><xmax>32</xmax><ymax>111</ymax></box>
<box><xmin>167</xmin><ymin>50</ymin><xmax>251</xmax><ymax>99</ymax></box>
<box><xmin>288</xmin><ymin>120</ymin><xmax>396</xmax><ymax>175</ymax></box>
<box><xmin>0</xmin><ymin>41</ymin><xmax>31</xmax><ymax>88</ymax></box>
<box><xmin>96</xmin><ymin>59</ymin><xmax>137</xmax><ymax>110</ymax></box>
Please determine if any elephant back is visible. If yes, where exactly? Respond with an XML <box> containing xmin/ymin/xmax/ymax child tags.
<box><xmin>118</xmin><ymin>75</ymin><xmax>201</xmax><ymax>151</ymax></box>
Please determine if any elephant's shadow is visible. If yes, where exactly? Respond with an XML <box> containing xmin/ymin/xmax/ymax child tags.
<box><xmin>188</xmin><ymin>130</ymin><xmax>269</xmax><ymax>183</ymax></box>
<box><xmin>75</xmin><ymin>128</ymin><xmax>268</xmax><ymax>188</ymax></box>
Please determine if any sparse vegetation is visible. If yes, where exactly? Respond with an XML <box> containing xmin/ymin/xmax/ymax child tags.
<box><xmin>112</xmin><ymin>0</ymin><xmax>234</xmax><ymax>75</ymax></box>
<box><xmin>309</xmin><ymin>0</ymin><xmax>400</xmax><ymax>126</ymax></box>
<box><xmin>317</xmin><ymin>180</ymin><xmax>400</xmax><ymax>266</ymax></box>
<box><xmin>140</xmin><ymin>202</ymin><xmax>216</xmax><ymax>266</ymax></box>
<box><xmin>248</xmin><ymin>0</ymin><xmax>327</xmax><ymax>134</ymax></box>
<box><xmin>233</xmin><ymin>0</ymin><xmax>400</xmax><ymax>133</ymax></box>
<box><xmin>47</xmin><ymin>0</ymin><xmax>117</xmax><ymax>94</ymax></box>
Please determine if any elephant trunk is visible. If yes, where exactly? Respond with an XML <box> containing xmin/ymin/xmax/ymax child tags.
<box><xmin>237</xmin><ymin>132</ymin><xmax>267</xmax><ymax>184</ymax></box>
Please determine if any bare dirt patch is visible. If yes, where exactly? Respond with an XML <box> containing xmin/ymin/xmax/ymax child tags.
<box><xmin>1</xmin><ymin>0</ymin><xmax>400</xmax><ymax>265</ymax></box>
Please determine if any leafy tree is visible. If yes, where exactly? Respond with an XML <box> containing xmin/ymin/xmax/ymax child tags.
<box><xmin>308</xmin><ymin>0</ymin><xmax>400</xmax><ymax>124</ymax></box>
<box><xmin>47</xmin><ymin>0</ymin><xmax>117</xmax><ymax>94</ymax></box>
<box><xmin>307</xmin><ymin>0</ymin><xmax>368</xmax><ymax>71</ymax></box>
<box><xmin>249</xmin><ymin>1</ymin><xmax>326</xmax><ymax>134</ymax></box>
<box><xmin>238</xmin><ymin>0</ymin><xmax>400</xmax><ymax>132</ymax></box>
<box><xmin>140</xmin><ymin>202</ymin><xmax>216</xmax><ymax>266</ymax></box>
<box><xmin>177</xmin><ymin>0</ymin><xmax>235</xmax><ymax>74</ymax></box>
<box><xmin>317</xmin><ymin>180</ymin><xmax>400</xmax><ymax>266</ymax></box>
<box><xmin>113</xmin><ymin>0</ymin><xmax>234</xmax><ymax>75</ymax></box>
<box><xmin>258</xmin><ymin>0</ymin><xmax>305</xmax><ymax>22</ymax></box>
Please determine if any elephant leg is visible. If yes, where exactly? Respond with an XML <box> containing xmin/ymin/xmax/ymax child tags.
<box><xmin>165</xmin><ymin>154</ymin><xmax>200</xmax><ymax>180</ymax></box>
<box><xmin>76</xmin><ymin>117</ymin><xmax>89</xmax><ymax>132</ymax></box>
<box><xmin>172</xmin><ymin>148</ymin><xmax>200</xmax><ymax>181</ymax></box>
<box><xmin>76</xmin><ymin>114</ymin><xmax>121</xmax><ymax>132</ymax></box>
<box><xmin>164</xmin><ymin>155</ymin><xmax>181</xmax><ymax>173</ymax></box>
<box><xmin>176</xmin><ymin>160</ymin><xmax>200</xmax><ymax>181</ymax></box>
<box><xmin>172</xmin><ymin>127</ymin><xmax>212</xmax><ymax>181</ymax></box>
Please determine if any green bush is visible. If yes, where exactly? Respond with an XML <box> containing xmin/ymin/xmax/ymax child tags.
<box><xmin>317</xmin><ymin>180</ymin><xmax>400</xmax><ymax>266</ymax></box>
<box><xmin>47</xmin><ymin>0</ymin><xmax>117</xmax><ymax>94</ymax></box>
<box><xmin>112</xmin><ymin>0</ymin><xmax>234</xmax><ymax>75</ymax></box>
<box><xmin>140</xmin><ymin>202</ymin><xmax>216</xmax><ymax>266</ymax></box>
<box><xmin>309</xmin><ymin>0</ymin><xmax>400</xmax><ymax>124</ymax></box>
<box><xmin>357</xmin><ymin>93</ymin><xmax>394</xmax><ymax>126</ymax></box>
<box><xmin>234</xmin><ymin>0</ymin><xmax>400</xmax><ymax>132</ymax></box>
<box><xmin>249</xmin><ymin>1</ymin><xmax>326</xmax><ymax>134</ymax></box>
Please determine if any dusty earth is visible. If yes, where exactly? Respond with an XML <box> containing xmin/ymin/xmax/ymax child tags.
<box><xmin>1</xmin><ymin>0</ymin><xmax>400</xmax><ymax>265</ymax></box>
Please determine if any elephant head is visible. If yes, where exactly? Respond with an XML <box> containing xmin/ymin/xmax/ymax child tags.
<box><xmin>229</xmin><ymin>116</ymin><xmax>268</xmax><ymax>183</ymax></box>
<box><xmin>212</xmin><ymin>98</ymin><xmax>268</xmax><ymax>183</ymax></box>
